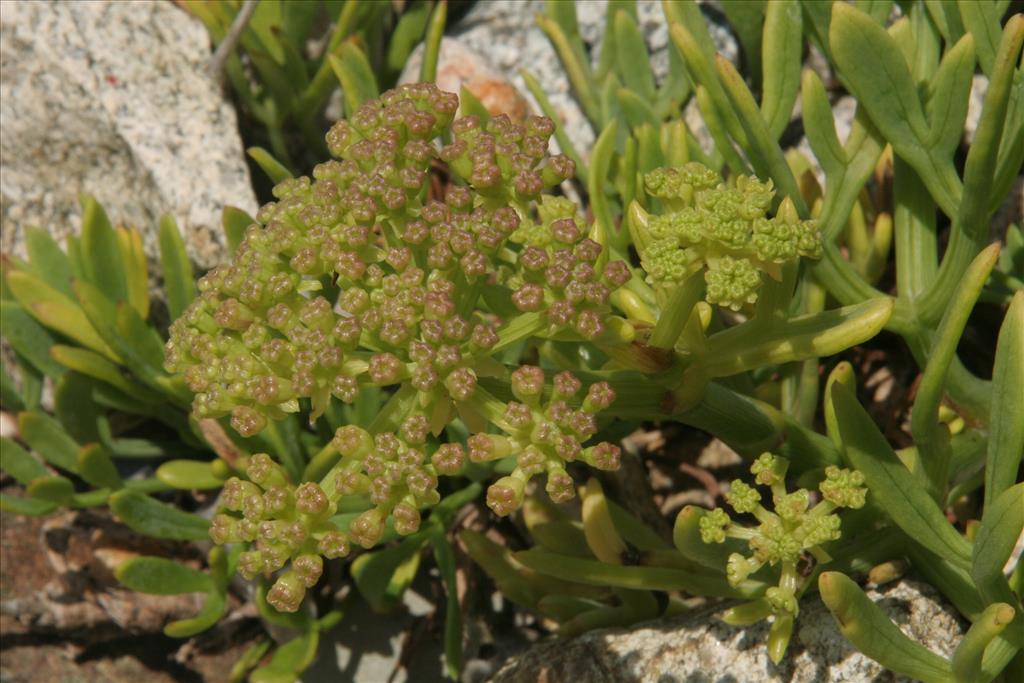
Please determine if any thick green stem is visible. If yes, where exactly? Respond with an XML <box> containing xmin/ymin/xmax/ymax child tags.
<box><xmin>649</xmin><ymin>271</ymin><xmax>704</xmax><ymax>349</ymax></box>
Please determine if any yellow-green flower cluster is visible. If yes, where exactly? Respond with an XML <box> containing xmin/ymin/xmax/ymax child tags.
<box><xmin>168</xmin><ymin>85</ymin><xmax>636</xmax><ymax>613</ymax></box>
<box><xmin>508</xmin><ymin>197</ymin><xmax>633</xmax><ymax>340</ymax></box>
<box><xmin>328</xmin><ymin>421</ymin><xmax>442</xmax><ymax>547</ymax></box>
<box><xmin>164</xmin><ymin>84</ymin><xmax>626</xmax><ymax>438</ymax></box>
<box><xmin>210</xmin><ymin>454</ymin><xmax>351</xmax><ymax>612</ymax></box>
<box><xmin>471</xmin><ymin>366</ymin><xmax>621</xmax><ymax>516</ymax></box>
<box><xmin>700</xmin><ymin>453</ymin><xmax>866</xmax><ymax>638</ymax></box>
<box><xmin>636</xmin><ymin>163</ymin><xmax>822</xmax><ymax>311</ymax></box>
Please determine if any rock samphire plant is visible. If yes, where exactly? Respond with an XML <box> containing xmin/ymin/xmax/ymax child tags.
<box><xmin>2</xmin><ymin>1</ymin><xmax>1022</xmax><ymax>681</ymax></box>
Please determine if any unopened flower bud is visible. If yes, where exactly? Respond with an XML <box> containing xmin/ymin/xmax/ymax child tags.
<box><xmin>545</xmin><ymin>467</ymin><xmax>576</xmax><ymax>503</ymax></box>
<box><xmin>295</xmin><ymin>482</ymin><xmax>330</xmax><ymax>517</ymax></box>
<box><xmin>349</xmin><ymin>508</ymin><xmax>386</xmax><ymax>548</ymax></box>
<box><xmin>392</xmin><ymin>501</ymin><xmax>421</xmax><ymax>535</ymax></box>
<box><xmin>511</xmin><ymin>365</ymin><xmax>545</xmax><ymax>403</ymax></box>
<box><xmin>267</xmin><ymin>571</ymin><xmax>306</xmax><ymax>612</ymax></box>
<box><xmin>585</xmin><ymin>442</ymin><xmax>621</xmax><ymax>470</ymax></box>
<box><xmin>432</xmin><ymin>443</ymin><xmax>465</xmax><ymax>475</ymax></box>
<box><xmin>293</xmin><ymin>554</ymin><xmax>324</xmax><ymax>587</ymax></box>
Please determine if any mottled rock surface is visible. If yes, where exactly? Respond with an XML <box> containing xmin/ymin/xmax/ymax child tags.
<box><xmin>399</xmin><ymin>38</ymin><xmax>532</xmax><ymax>121</ymax></box>
<box><xmin>0</xmin><ymin>1</ymin><xmax>257</xmax><ymax>272</ymax></box>
<box><xmin>450</xmin><ymin>0</ymin><xmax>736</xmax><ymax>159</ymax></box>
<box><xmin>490</xmin><ymin>580</ymin><xmax>963</xmax><ymax>683</ymax></box>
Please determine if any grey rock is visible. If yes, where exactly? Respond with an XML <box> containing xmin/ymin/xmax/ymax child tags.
<box><xmin>398</xmin><ymin>38</ymin><xmax>531</xmax><ymax>121</ymax></box>
<box><xmin>490</xmin><ymin>580</ymin><xmax>964</xmax><ymax>683</ymax></box>
<box><xmin>451</xmin><ymin>1</ymin><xmax>736</xmax><ymax>162</ymax></box>
<box><xmin>965</xmin><ymin>74</ymin><xmax>988</xmax><ymax>145</ymax></box>
<box><xmin>0</xmin><ymin>0</ymin><xmax>257</xmax><ymax>276</ymax></box>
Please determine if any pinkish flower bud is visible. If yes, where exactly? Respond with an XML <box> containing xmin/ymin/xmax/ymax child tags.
<box><xmin>392</xmin><ymin>501</ymin><xmax>421</xmax><ymax>536</ymax></box>
<box><xmin>545</xmin><ymin>468</ymin><xmax>576</xmax><ymax>503</ymax></box>
<box><xmin>511</xmin><ymin>365</ymin><xmax>546</xmax><ymax>403</ymax></box>
<box><xmin>318</xmin><ymin>529</ymin><xmax>351</xmax><ymax>559</ymax></box>
<box><xmin>349</xmin><ymin>508</ymin><xmax>386</xmax><ymax>548</ymax></box>
<box><xmin>432</xmin><ymin>443</ymin><xmax>465</xmax><ymax>475</ymax></box>
<box><xmin>332</xmin><ymin>425</ymin><xmax>374</xmax><ymax>458</ymax></box>
<box><xmin>267</xmin><ymin>571</ymin><xmax>306</xmax><ymax>612</ymax></box>
<box><xmin>293</xmin><ymin>554</ymin><xmax>324</xmax><ymax>587</ymax></box>
<box><xmin>486</xmin><ymin>476</ymin><xmax>525</xmax><ymax>516</ymax></box>
<box><xmin>587</xmin><ymin>442</ymin><xmax>621</xmax><ymax>471</ymax></box>
<box><xmin>295</xmin><ymin>482</ymin><xmax>330</xmax><ymax>516</ymax></box>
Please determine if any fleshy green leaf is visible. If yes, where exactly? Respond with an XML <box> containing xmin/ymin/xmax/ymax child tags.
<box><xmin>829</xmin><ymin>3</ymin><xmax>961</xmax><ymax>218</ymax></box>
<box><xmin>514</xmin><ymin>548</ymin><xmax>755</xmax><ymax>598</ymax></box>
<box><xmin>222</xmin><ymin>206</ymin><xmax>255</xmax><ymax>254</ymax></box>
<box><xmin>0</xmin><ymin>362</ymin><xmax>24</xmax><ymax>411</ymax></box>
<box><xmin>587</xmin><ymin>121</ymin><xmax>618</xmax><ymax>250</ymax></box>
<box><xmin>672</xmin><ymin>505</ymin><xmax>748</xmax><ymax>571</ymax></box>
<box><xmin>985</xmin><ymin>291</ymin><xmax>1024</xmax><ymax>512</ymax></box>
<box><xmin>910</xmin><ymin>244</ymin><xmax>998</xmax><ymax>488</ymax></box>
<box><xmin>419</xmin><ymin>0</ymin><xmax>447</xmax><ymax>83</ymax></box>
<box><xmin>458</xmin><ymin>85</ymin><xmax>490</xmax><ymax>123</ymax></box>
<box><xmin>721</xmin><ymin>1</ymin><xmax>765</xmax><ymax>86</ymax></box>
<box><xmin>115</xmin><ymin>556</ymin><xmax>213</xmax><ymax>595</ymax></box>
<box><xmin>760</xmin><ymin>0</ymin><xmax>802</xmax><ymax>139</ymax></box>
<box><xmin>700</xmin><ymin>299</ymin><xmax>894</xmax><ymax>378</ymax></box>
<box><xmin>79</xmin><ymin>196</ymin><xmax>129</xmax><ymax>306</ymax></box>
<box><xmin>973</xmin><ymin>483</ymin><xmax>1024</xmax><ymax>605</ymax></box>
<box><xmin>247</xmin><ymin>147</ymin><xmax>293</xmax><ymax>185</ymax></box>
<box><xmin>0</xmin><ymin>493</ymin><xmax>58</xmax><ymax>516</ymax></box>
<box><xmin>614</xmin><ymin>10</ymin><xmax>656</xmax><ymax>101</ymax></box>
<box><xmin>109</xmin><ymin>490</ymin><xmax>210</xmax><ymax>540</ymax></box>
<box><xmin>18</xmin><ymin>411</ymin><xmax>79</xmax><ymax>473</ymax></box>
<box><xmin>827</xmin><ymin>381</ymin><xmax>973</xmax><ymax>569</ymax></box>
<box><xmin>800</xmin><ymin>69</ymin><xmax>846</xmax><ymax>177</ymax></box>
<box><xmin>54</xmin><ymin>372</ymin><xmax>102</xmax><ymax>443</ymax></box>
<box><xmin>77</xmin><ymin>443</ymin><xmax>123</xmax><ymax>490</ymax></box>
<box><xmin>958</xmin><ymin>0</ymin><xmax>1004</xmax><ymax>75</ymax></box>
<box><xmin>50</xmin><ymin>345</ymin><xmax>154</xmax><ymax>401</ymax></box>
<box><xmin>250</xmin><ymin>631</ymin><xmax>320</xmax><ymax>683</ymax></box>
<box><xmin>5</xmin><ymin>270</ymin><xmax>115</xmax><ymax>359</ymax></box>
<box><xmin>386</xmin><ymin>1</ymin><xmax>431</xmax><ymax>76</ymax></box>
<box><xmin>0</xmin><ymin>437</ymin><xmax>49</xmax><ymax>484</ymax></box>
<box><xmin>165</xmin><ymin>590</ymin><xmax>227</xmax><ymax>638</ymax></box>
<box><xmin>24</xmin><ymin>228</ymin><xmax>74</xmax><ymax>298</ymax></box>
<box><xmin>818</xmin><ymin>571</ymin><xmax>954</xmax><ymax>683</ymax></box>
<box><xmin>925</xmin><ymin>33</ymin><xmax>976</xmax><ymax>156</ymax></box>
<box><xmin>431</xmin><ymin>531</ymin><xmax>463</xmax><ymax>679</ymax></box>
<box><xmin>158</xmin><ymin>215</ymin><xmax>195</xmax><ymax>321</ymax></box>
<box><xmin>156</xmin><ymin>460</ymin><xmax>225</xmax><ymax>490</ymax></box>
<box><xmin>715</xmin><ymin>55</ymin><xmax>805</xmax><ymax>215</ymax></box>
<box><xmin>616</xmin><ymin>88</ymin><xmax>661</xmax><ymax>131</ymax></box>
<box><xmin>330</xmin><ymin>42</ymin><xmax>379</xmax><ymax>117</ymax></box>
<box><xmin>351</xmin><ymin>534</ymin><xmax>427</xmax><ymax>613</ymax></box>
<box><xmin>116</xmin><ymin>227</ymin><xmax>150</xmax><ymax>320</ymax></box>
<box><xmin>952</xmin><ymin>602</ymin><xmax>1017</xmax><ymax>683</ymax></box>
<box><xmin>0</xmin><ymin>300</ymin><xmax>66</xmax><ymax>377</ymax></box>
<box><xmin>537</xmin><ymin>13</ymin><xmax>600</xmax><ymax>124</ymax></box>
<box><xmin>73</xmin><ymin>281</ymin><xmax>183</xmax><ymax>401</ymax></box>
<box><xmin>27</xmin><ymin>475</ymin><xmax>75</xmax><ymax>505</ymax></box>
<box><xmin>13</xmin><ymin>352</ymin><xmax>43</xmax><ymax>410</ymax></box>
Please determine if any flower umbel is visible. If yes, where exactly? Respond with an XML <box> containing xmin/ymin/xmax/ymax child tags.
<box><xmin>702</xmin><ymin>453</ymin><xmax>867</xmax><ymax>661</ymax></box>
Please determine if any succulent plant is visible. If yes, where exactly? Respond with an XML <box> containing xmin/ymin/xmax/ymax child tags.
<box><xmin>2</xmin><ymin>1</ymin><xmax>1022</xmax><ymax>682</ymax></box>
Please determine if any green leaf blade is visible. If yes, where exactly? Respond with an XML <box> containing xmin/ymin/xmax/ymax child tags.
<box><xmin>818</xmin><ymin>571</ymin><xmax>954</xmax><ymax>683</ymax></box>
<box><xmin>109</xmin><ymin>490</ymin><xmax>210</xmax><ymax>541</ymax></box>
<box><xmin>79</xmin><ymin>196</ymin><xmax>129</xmax><ymax>305</ymax></box>
<box><xmin>760</xmin><ymin>0</ymin><xmax>802</xmax><ymax>139</ymax></box>
<box><xmin>18</xmin><ymin>411</ymin><xmax>79</xmax><ymax>473</ymax></box>
<box><xmin>115</xmin><ymin>556</ymin><xmax>213</xmax><ymax>595</ymax></box>
<box><xmin>158</xmin><ymin>215</ymin><xmax>195</xmax><ymax>321</ymax></box>
<box><xmin>828</xmin><ymin>381</ymin><xmax>973</xmax><ymax>569</ymax></box>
